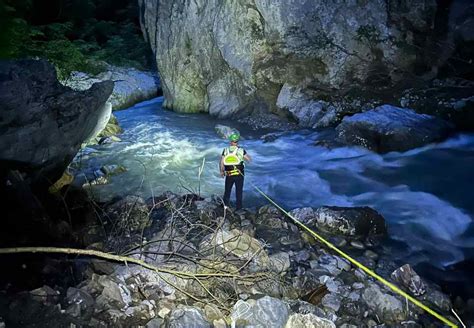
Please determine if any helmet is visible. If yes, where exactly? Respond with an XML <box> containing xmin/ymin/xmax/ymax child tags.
<box><xmin>228</xmin><ymin>132</ymin><xmax>240</xmax><ymax>142</ymax></box>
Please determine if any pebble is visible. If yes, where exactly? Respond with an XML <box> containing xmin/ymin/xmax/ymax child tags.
<box><xmin>355</xmin><ymin>269</ymin><xmax>366</xmax><ymax>280</ymax></box>
<box><xmin>364</xmin><ymin>250</ymin><xmax>379</xmax><ymax>260</ymax></box>
<box><xmin>352</xmin><ymin>282</ymin><xmax>365</xmax><ymax>290</ymax></box>
<box><xmin>330</xmin><ymin>236</ymin><xmax>347</xmax><ymax>248</ymax></box>
<box><xmin>350</xmin><ymin>240</ymin><xmax>365</xmax><ymax>249</ymax></box>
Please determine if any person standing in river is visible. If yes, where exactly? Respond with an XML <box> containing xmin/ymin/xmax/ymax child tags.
<box><xmin>220</xmin><ymin>132</ymin><xmax>251</xmax><ymax>211</ymax></box>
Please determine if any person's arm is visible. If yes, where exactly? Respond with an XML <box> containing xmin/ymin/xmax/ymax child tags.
<box><xmin>243</xmin><ymin>149</ymin><xmax>251</xmax><ymax>162</ymax></box>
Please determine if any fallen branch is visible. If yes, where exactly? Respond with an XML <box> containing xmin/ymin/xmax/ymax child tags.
<box><xmin>0</xmin><ymin>246</ymin><xmax>264</xmax><ymax>280</ymax></box>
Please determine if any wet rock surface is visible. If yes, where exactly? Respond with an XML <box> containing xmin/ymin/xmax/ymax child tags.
<box><xmin>0</xmin><ymin>193</ymin><xmax>464</xmax><ymax>327</ymax></box>
<box><xmin>336</xmin><ymin>105</ymin><xmax>454</xmax><ymax>153</ymax></box>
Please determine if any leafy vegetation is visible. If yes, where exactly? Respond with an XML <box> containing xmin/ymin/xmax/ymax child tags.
<box><xmin>0</xmin><ymin>0</ymin><xmax>153</xmax><ymax>79</ymax></box>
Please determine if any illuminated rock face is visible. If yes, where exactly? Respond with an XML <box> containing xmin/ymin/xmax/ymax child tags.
<box><xmin>138</xmin><ymin>0</ymin><xmax>467</xmax><ymax>120</ymax></box>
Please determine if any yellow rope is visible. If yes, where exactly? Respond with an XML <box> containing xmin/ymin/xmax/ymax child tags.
<box><xmin>250</xmin><ymin>184</ymin><xmax>458</xmax><ymax>327</ymax></box>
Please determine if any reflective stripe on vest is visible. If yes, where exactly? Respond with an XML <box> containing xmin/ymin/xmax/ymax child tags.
<box><xmin>226</xmin><ymin>168</ymin><xmax>240</xmax><ymax>176</ymax></box>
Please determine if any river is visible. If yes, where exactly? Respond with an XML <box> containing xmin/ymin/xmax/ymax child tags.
<box><xmin>75</xmin><ymin>97</ymin><xmax>474</xmax><ymax>297</ymax></box>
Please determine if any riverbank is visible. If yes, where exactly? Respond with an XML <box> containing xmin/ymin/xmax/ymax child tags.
<box><xmin>0</xmin><ymin>190</ymin><xmax>470</xmax><ymax>327</ymax></box>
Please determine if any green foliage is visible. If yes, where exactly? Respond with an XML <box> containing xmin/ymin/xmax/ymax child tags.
<box><xmin>1</xmin><ymin>0</ymin><xmax>153</xmax><ymax>77</ymax></box>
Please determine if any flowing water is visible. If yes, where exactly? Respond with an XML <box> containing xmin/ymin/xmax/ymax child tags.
<box><xmin>76</xmin><ymin>97</ymin><xmax>474</xmax><ymax>297</ymax></box>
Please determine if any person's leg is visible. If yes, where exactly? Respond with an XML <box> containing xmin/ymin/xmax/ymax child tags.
<box><xmin>235</xmin><ymin>175</ymin><xmax>244</xmax><ymax>210</ymax></box>
<box><xmin>223</xmin><ymin>176</ymin><xmax>234</xmax><ymax>206</ymax></box>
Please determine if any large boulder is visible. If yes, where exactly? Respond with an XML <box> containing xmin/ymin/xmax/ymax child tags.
<box><xmin>291</xmin><ymin>206</ymin><xmax>387</xmax><ymax>238</ymax></box>
<box><xmin>62</xmin><ymin>65</ymin><xmax>160</xmax><ymax>110</ymax></box>
<box><xmin>335</xmin><ymin>105</ymin><xmax>453</xmax><ymax>153</ymax></box>
<box><xmin>139</xmin><ymin>0</ymin><xmax>467</xmax><ymax>121</ymax></box>
<box><xmin>0</xmin><ymin>59</ymin><xmax>114</xmax><ymax>187</ymax></box>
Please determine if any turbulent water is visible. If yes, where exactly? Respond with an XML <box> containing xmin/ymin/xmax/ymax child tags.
<box><xmin>76</xmin><ymin>97</ymin><xmax>474</xmax><ymax>295</ymax></box>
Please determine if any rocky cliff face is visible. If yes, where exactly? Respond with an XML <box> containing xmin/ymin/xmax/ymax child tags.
<box><xmin>0</xmin><ymin>60</ymin><xmax>114</xmax><ymax>188</ymax></box>
<box><xmin>139</xmin><ymin>0</ymin><xmax>471</xmax><ymax>121</ymax></box>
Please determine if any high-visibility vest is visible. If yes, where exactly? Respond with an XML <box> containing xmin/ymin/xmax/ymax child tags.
<box><xmin>223</xmin><ymin>146</ymin><xmax>244</xmax><ymax>176</ymax></box>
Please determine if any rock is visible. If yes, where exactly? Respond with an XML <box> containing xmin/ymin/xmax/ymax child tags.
<box><xmin>289</xmin><ymin>207</ymin><xmax>316</xmax><ymax>225</ymax></box>
<box><xmin>209</xmin><ymin>229</ymin><xmax>270</xmax><ymax>269</ymax></box>
<box><xmin>213</xmin><ymin>318</ymin><xmax>227</xmax><ymax>328</ymax></box>
<box><xmin>420</xmin><ymin>286</ymin><xmax>452</xmax><ymax>312</ymax></box>
<box><xmin>312</xmin><ymin>206</ymin><xmax>387</xmax><ymax>238</ymax></box>
<box><xmin>261</xmin><ymin>132</ymin><xmax>282</xmax><ymax>142</ymax></box>
<box><xmin>293</xmin><ymin>250</ymin><xmax>311</xmax><ymax>263</ymax></box>
<box><xmin>203</xmin><ymin>303</ymin><xmax>224</xmax><ymax>322</ymax></box>
<box><xmin>139</xmin><ymin>0</ymin><xmax>458</xmax><ymax>120</ymax></box>
<box><xmin>269</xmin><ymin>252</ymin><xmax>291</xmax><ymax>273</ymax></box>
<box><xmin>285</xmin><ymin>313</ymin><xmax>335</xmax><ymax>328</ymax></box>
<box><xmin>95</xmin><ymin>277</ymin><xmax>130</xmax><ymax>310</ymax></box>
<box><xmin>350</xmin><ymin>241</ymin><xmax>365</xmax><ymax>250</ymax></box>
<box><xmin>336</xmin><ymin>105</ymin><xmax>453</xmax><ymax>153</ymax></box>
<box><xmin>347</xmin><ymin>291</ymin><xmax>361</xmax><ymax>302</ymax></box>
<box><xmin>146</xmin><ymin>318</ymin><xmax>164</xmax><ymax>328</ymax></box>
<box><xmin>231</xmin><ymin>296</ymin><xmax>289</xmax><ymax>328</ymax></box>
<box><xmin>0</xmin><ymin>59</ymin><xmax>114</xmax><ymax>187</ymax></box>
<box><xmin>29</xmin><ymin>285</ymin><xmax>59</xmax><ymax>305</ymax></box>
<box><xmin>104</xmin><ymin>196</ymin><xmax>150</xmax><ymax>233</ymax></box>
<box><xmin>168</xmin><ymin>306</ymin><xmax>211</xmax><ymax>328</ymax></box>
<box><xmin>214</xmin><ymin>124</ymin><xmax>240</xmax><ymax>139</ymax></box>
<box><xmin>62</xmin><ymin>65</ymin><xmax>160</xmax><ymax>110</ymax></box>
<box><xmin>124</xmin><ymin>300</ymin><xmax>156</xmax><ymax>322</ymax></box>
<box><xmin>277</xmin><ymin>85</ymin><xmax>334</xmax><ymax>128</ymax></box>
<box><xmin>316</xmin><ymin>255</ymin><xmax>342</xmax><ymax>276</ymax></box>
<box><xmin>100</xmin><ymin>164</ymin><xmax>127</xmax><ymax>176</ymax></box>
<box><xmin>66</xmin><ymin>287</ymin><xmax>94</xmax><ymax>318</ymax></box>
<box><xmin>362</xmin><ymin>284</ymin><xmax>407</xmax><ymax>323</ymax></box>
<box><xmin>399</xmin><ymin>79</ymin><xmax>474</xmax><ymax>130</ymax></box>
<box><xmin>364</xmin><ymin>250</ymin><xmax>379</xmax><ymax>260</ymax></box>
<box><xmin>391</xmin><ymin>264</ymin><xmax>426</xmax><ymax>296</ymax></box>
<box><xmin>321</xmin><ymin>293</ymin><xmax>342</xmax><ymax>312</ymax></box>
<box><xmin>319</xmin><ymin>276</ymin><xmax>342</xmax><ymax>294</ymax></box>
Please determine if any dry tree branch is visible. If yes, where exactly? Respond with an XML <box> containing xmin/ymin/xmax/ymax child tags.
<box><xmin>0</xmin><ymin>247</ymin><xmax>265</xmax><ymax>281</ymax></box>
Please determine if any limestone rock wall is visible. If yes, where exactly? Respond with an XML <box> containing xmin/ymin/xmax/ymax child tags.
<box><xmin>139</xmin><ymin>0</ymin><xmax>466</xmax><ymax>119</ymax></box>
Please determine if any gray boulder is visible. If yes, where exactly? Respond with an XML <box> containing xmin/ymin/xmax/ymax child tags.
<box><xmin>336</xmin><ymin>105</ymin><xmax>453</xmax><ymax>153</ymax></box>
<box><xmin>231</xmin><ymin>296</ymin><xmax>290</xmax><ymax>328</ymax></box>
<box><xmin>215</xmin><ymin>124</ymin><xmax>240</xmax><ymax>140</ymax></box>
<box><xmin>168</xmin><ymin>306</ymin><xmax>211</xmax><ymax>328</ymax></box>
<box><xmin>301</xmin><ymin>206</ymin><xmax>387</xmax><ymax>238</ymax></box>
<box><xmin>139</xmin><ymin>0</ymin><xmax>462</xmax><ymax>120</ymax></box>
<box><xmin>0</xmin><ymin>59</ymin><xmax>114</xmax><ymax>187</ymax></box>
<box><xmin>362</xmin><ymin>284</ymin><xmax>407</xmax><ymax>324</ymax></box>
<box><xmin>63</xmin><ymin>65</ymin><xmax>160</xmax><ymax>110</ymax></box>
